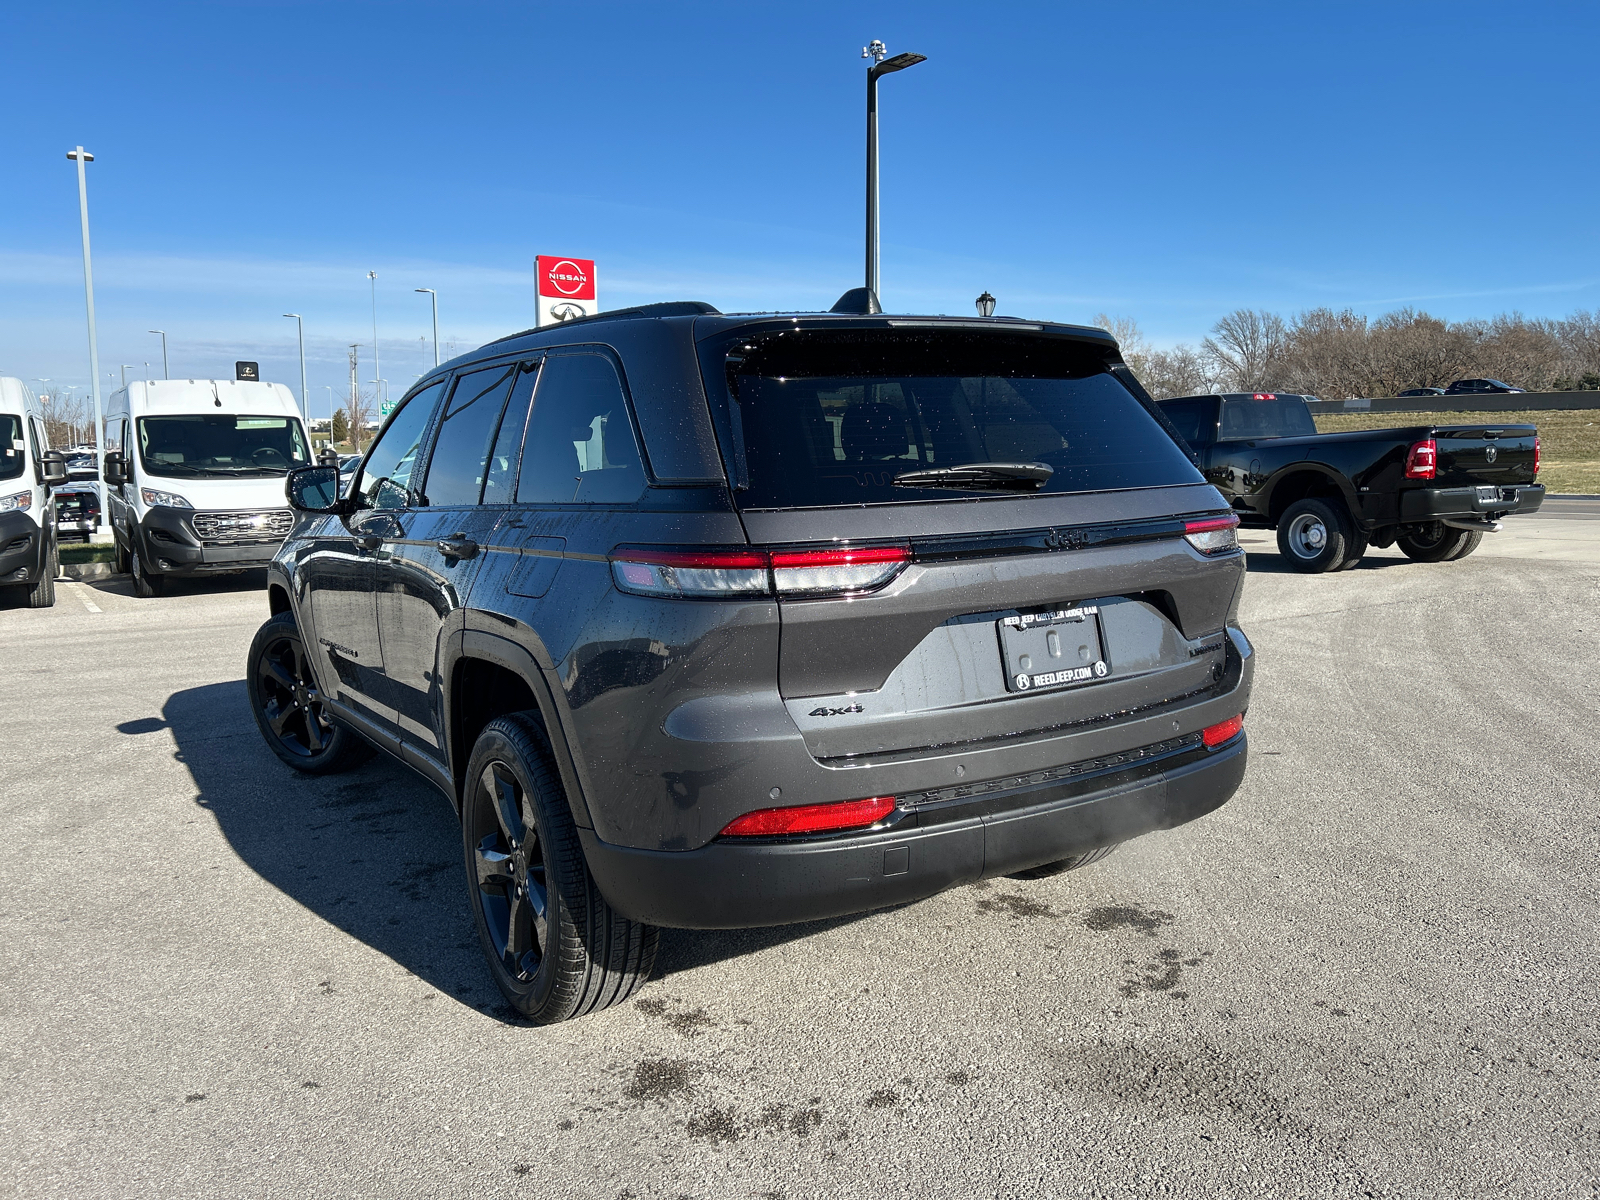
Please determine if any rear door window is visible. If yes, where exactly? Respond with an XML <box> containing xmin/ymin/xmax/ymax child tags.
<box><xmin>423</xmin><ymin>363</ymin><xmax>518</xmax><ymax>506</ymax></box>
<box><xmin>708</xmin><ymin>329</ymin><xmax>1202</xmax><ymax>508</ymax></box>
<box><xmin>515</xmin><ymin>353</ymin><xmax>646</xmax><ymax>505</ymax></box>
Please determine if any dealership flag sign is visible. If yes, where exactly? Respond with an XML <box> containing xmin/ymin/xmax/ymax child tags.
<box><xmin>536</xmin><ymin>255</ymin><xmax>598</xmax><ymax>326</ymax></box>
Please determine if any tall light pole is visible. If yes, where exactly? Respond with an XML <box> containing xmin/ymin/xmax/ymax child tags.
<box><xmin>148</xmin><ymin>330</ymin><xmax>168</xmax><ymax>379</ymax></box>
<box><xmin>283</xmin><ymin>313</ymin><xmax>308</xmax><ymax>424</ymax></box>
<box><xmin>120</xmin><ymin>365</ymin><xmax>136</xmax><ymax>388</ymax></box>
<box><xmin>415</xmin><ymin>288</ymin><xmax>439</xmax><ymax>367</ymax></box>
<box><xmin>67</xmin><ymin>146</ymin><xmax>107</xmax><ymax>518</ymax></box>
<box><xmin>367</xmin><ymin>271</ymin><xmax>380</xmax><ymax>400</ymax></box>
<box><xmin>861</xmin><ymin>41</ymin><xmax>926</xmax><ymax>304</ymax></box>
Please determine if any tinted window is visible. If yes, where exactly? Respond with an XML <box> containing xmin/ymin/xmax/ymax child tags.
<box><xmin>713</xmin><ymin>330</ymin><xmax>1202</xmax><ymax>508</ymax></box>
<box><xmin>483</xmin><ymin>363</ymin><xmax>537</xmax><ymax>504</ymax></box>
<box><xmin>515</xmin><ymin>353</ymin><xmax>646</xmax><ymax>505</ymax></box>
<box><xmin>424</xmin><ymin>364</ymin><xmax>517</xmax><ymax>506</ymax></box>
<box><xmin>0</xmin><ymin>414</ymin><xmax>23</xmax><ymax>482</ymax></box>
<box><xmin>1219</xmin><ymin>397</ymin><xmax>1316</xmax><ymax>440</ymax></box>
<box><xmin>1158</xmin><ymin>399</ymin><xmax>1212</xmax><ymax>445</ymax></box>
<box><xmin>358</xmin><ymin>380</ymin><xmax>444</xmax><ymax>509</ymax></box>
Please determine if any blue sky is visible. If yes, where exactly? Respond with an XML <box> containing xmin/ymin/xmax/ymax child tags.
<box><xmin>3</xmin><ymin>1</ymin><xmax>1597</xmax><ymax>408</ymax></box>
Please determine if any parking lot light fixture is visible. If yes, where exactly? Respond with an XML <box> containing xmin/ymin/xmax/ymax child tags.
<box><xmin>67</xmin><ymin>145</ymin><xmax>107</xmax><ymax>516</ymax></box>
<box><xmin>415</xmin><ymin>288</ymin><xmax>439</xmax><ymax>367</ymax></box>
<box><xmin>861</xmin><ymin>40</ymin><xmax>927</xmax><ymax>301</ymax></box>
<box><xmin>976</xmin><ymin>292</ymin><xmax>996</xmax><ymax>318</ymax></box>
<box><xmin>284</xmin><ymin>314</ymin><xmax>308</xmax><ymax>423</ymax></box>
<box><xmin>149</xmin><ymin>330</ymin><xmax>168</xmax><ymax>379</ymax></box>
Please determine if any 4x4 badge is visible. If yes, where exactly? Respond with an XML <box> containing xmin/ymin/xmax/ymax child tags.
<box><xmin>808</xmin><ymin>704</ymin><xmax>864</xmax><ymax>717</ymax></box>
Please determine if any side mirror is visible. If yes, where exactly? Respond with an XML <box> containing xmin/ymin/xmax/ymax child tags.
<box><xmin>41</xmin><ymin>450</ymin><xmax>69</xmax><ymax>488</ymax></box>
<box><xmin>103</xmin><ymin>451</ymin><xmax>128</xmax><ymax>487</ymax></box>
<box><xmin>286</xmin><ymin>465</ymin><xmax>346</xmax><ymax>514</ymax></box>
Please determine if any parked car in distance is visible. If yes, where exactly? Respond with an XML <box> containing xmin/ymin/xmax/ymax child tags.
<box><xmin>337</xmin><ymin>453</ymin><xmax>361</xmax><ymax>495</ymax></box>
<box><xmin>251</xmin><ymin>296</ymin><xmax>1257</xmax><ymax>1023</ymax></box>
<box><xmin>1157</xmin><ymin>391</ymin><xmax>1544</xmax><ymax>572</ymax></box>
<box><xmin>53</xmin><ymin>482</ymin><xmax>101</xmax><ymax>543</ymax></box>
<box><xmin>64</xmin><ymin>453</ymin><xmax>99</xmax><ymax>481</ymax></box>
<box><xmin>1397</xmin><ymin>387</ymin><xmax>1447</xmax><ymax>398</ymax></box>
<box><xmin>0</xmin><ymin>376</ymin><xmax>69</xmax><ymax>607</ymax></box>
<box><xmin>1444</xmin><ymin>378</ymin><xmax>1524</xmax><ymax>395</ymax></box>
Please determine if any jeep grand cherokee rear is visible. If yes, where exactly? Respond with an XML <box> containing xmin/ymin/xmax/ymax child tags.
<box><xmin>258</xmin><ymin>303</ymin><xmax>1254</xmax><ymax>1024</ymax></box>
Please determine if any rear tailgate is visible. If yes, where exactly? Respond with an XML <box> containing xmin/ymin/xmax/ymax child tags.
<box><xmin>1430</xmin><ymin>424</ymin><xmax>1538</xmax><ymax>488</ymax></box>
<box><xmin>700</xmin><ymin>321</ymin><xmax>1246</xmax><ymax>763</ymax></box>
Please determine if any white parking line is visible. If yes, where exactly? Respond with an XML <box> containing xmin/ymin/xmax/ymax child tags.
<box><xmin>67</xmin><ymin>583</ymin><xmax>102</xmax><ymax>613</ymax></box>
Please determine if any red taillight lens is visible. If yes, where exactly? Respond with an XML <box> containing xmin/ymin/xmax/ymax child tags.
<box><xmin>1183</xmin><ymin>513</ymin><xmax>1240</xmax><ymax>555</ymax></box>
<box><xmin>1201</xmin><ymin>713</ymin><xmax>1243</xmax><ymax>748</ymax></box>
<box><xmin>770</xmin><ymin>545</ymin><xmax>909</xmax><ymax>596</ymax></box>
<box><xmin>720</xmin><ymin>795</ymin><xmax>897</xmax><ymax>838</ymax></box>
<box><xmin>1534</xmin><ymin>436</ymin><xmax>1541</xmax><ymax>476</ymax></box>
<box><xmin>1404</xmin><ymin>438</ymin><xmax>1437</xmax><ymax>480</ymax></box>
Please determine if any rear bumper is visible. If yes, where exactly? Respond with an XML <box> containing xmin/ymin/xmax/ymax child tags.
<box><xmin>579</xmin><ymin>734</ymin><xmax>1247</xmax><ymax>929</ymax></box>
<box><xmin>1400</xmin><ymin>483</ymin><xmax>1544</xmax><ymax>522</ymax></box>
<box><xmin>0</xmin><ymin>510</ymin><xmax>46</xmax><ymax>585</ymax></box>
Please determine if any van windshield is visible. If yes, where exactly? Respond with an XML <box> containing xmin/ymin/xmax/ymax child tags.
<box><xmin>0</xmin><ymin>415</ymin><xmax>24</xmax><ymax>482</ymax></box>
<box><xmin>137</xmin><ymin>414</ymin><xmax>310</xmax><ymax>477</ymax></box>
<box><xmin>710</xmin><ymin>329</ymin><xmax>1202</xmax><ymax>509</ymax></box>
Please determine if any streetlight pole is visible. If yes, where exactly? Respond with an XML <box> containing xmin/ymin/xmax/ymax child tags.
<box><xmin>148</xmin><ymin>330</ymin><xmax>168</xmax><ymax>379</ymax></box>
<box><xmin>283</xmin><ymin>313</ymin><xmax>308</xmax><ymax>424</ymax></box>
<box><xmin>415</xmin><ymin>288</ymin><xmax>439</xmax><ymax>367</ymax></box>
<box><xmin>67</xmin><ymin>146</ymin><xmax>107</xmax><ymax>520</ymax></box>
<box><xmin>367</xmin><ymin>271</ymin><xmax>380</xmax><ymax>398</ymax></box>
<box><xmin>861</xmin><ymin>42</ymin><xmax>926</xmax><ymax>304</ymax></box>
<box><xmin>120</xmin><ymin>365</ymin><xmax>136</xmax><ymax>388</ymax></box>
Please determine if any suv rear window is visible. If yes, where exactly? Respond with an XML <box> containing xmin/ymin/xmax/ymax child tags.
<box><xmin>709</xmin><ymin>330</ymin><xmax>1202</xmax><ymax>509</ymax></box>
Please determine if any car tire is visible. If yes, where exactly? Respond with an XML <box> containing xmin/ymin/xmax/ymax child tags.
<box><xmin>1337</xmin><ymin>528</ymin><xmax>1370</xmax><ymax>570</ymax></box>
<box><xmin>25</xmin><ymin>538</ymin><xmax>57</xmax><ymax>609</ymax></box>
<box><xmin>130</xmin><ymin>543</ymin><xmax>165</xmax><ymax>598</ymax></box>
<box><xmin>1275</xmin><ymin>498</ymin><xmax>1352</xmax><ymax>573</ymax></box>
<box><xmin>1008</xmin><ymin>843</ymin><xmax>1120</xmax><ymax>880</ymax></box>
<box><xmin>247</xmin><ymin>612</ymin><xmax>375</xmax><ymax>774</ymax></box>
<box><xmin>462</xmin><ymin>713</ymin><xmax>658</xmax><ymax>1024</ymax></box>
<box><xmin>1397</xmin><ymin>522</ymin><xmax>1477</xmax><ymax>563</ymax></box>
<box><xmin>1446</xmin><ymin>530</ymin><xmax>1484</xmax><ymax>561</ymax></box>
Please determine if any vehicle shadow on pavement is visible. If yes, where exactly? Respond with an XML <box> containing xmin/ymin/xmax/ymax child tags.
<box><xmin>158</xmin><ymin>680</ymin><xmax>860</xmax><ymax>1017</ymax></box>
<box><xmin>1245</xmin><ymin>551</ymin><xmax>1409</xmax><ymax>574</ymax></box>
<box><xmin>87</xmin><ymin>568</ymin><xmax>271</xmax><ymax>600</ymax></box>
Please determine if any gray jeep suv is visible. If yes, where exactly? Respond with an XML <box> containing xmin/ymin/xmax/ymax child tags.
<box><xmin>250</xmin><ymin>298</ymin><xmax>1255</xmax><ymax>1023</ymax></box>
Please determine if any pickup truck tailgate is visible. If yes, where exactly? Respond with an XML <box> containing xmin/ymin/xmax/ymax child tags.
<box><xmin>1433</xmin><ymin>425</ymin><xmax>1538</xmax><ymax>488</ymax></box>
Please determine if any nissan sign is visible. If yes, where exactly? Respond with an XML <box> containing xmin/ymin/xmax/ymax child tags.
<box><xmin>536</xmin><ymin>255</ymin><xmax>598</xmax><ymax>326</ymax></box>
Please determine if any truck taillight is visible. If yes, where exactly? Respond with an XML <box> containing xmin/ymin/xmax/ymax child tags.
<box><xmin>720</xmin><ymin>795</ymin><xmax>896</xmax><ymax>837</ymax></box>
<box><xmin>610</xmin><ymin>544</ymin><xmax>910</xmax><ymax>600</ymax></box>
<box><xmin>1534</xmin><ymin>436</ymin><xmax>1541</xmax><ymax>476</ymax></box>
<box><xmin>1404</xmin><ymin>438</ymin><xmax>1437</xmax><ymax>480</ymax></box>
<box><xmin>1183</xmin><ymin>513</ymin><xmax>1240</xmax><ymax>555</ymax></box>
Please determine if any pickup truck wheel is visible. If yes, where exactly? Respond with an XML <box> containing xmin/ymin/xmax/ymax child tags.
<box><xmin>1276</xmin><ymin>498</ymin><xmax>1351</xmax><ymax>573</ymax></box>
<box><xmin>1397</xmin><ymin>523</ymin><xmax>1476</xmax><ymax>563</ymax></box>
<box><xmin>1447</xmin><ymin>530</ymin><xmax>1484</xmax><ymax>560</ymax></box>
<box><xmin>129</xmin><ymin>544</ymin><xmax>165</xmax><ymax>598</ymax></box>
<box><xmin>247</xmin><ymin>613</ymin><xmax>374</xmax><ymax>773</ymax></box>
<box><xmin>1337</xmin><ymin>528</ymin><xmax>1370</xmax><ymax>570</ymax></box>
<box><xmin>463</xmin><ymin>714</ymin><xmax>658</xmax><ymax>1024</ymax></box>
<box><xmin>1007</xmin><ymin>843</ymin><xmax>1119</xmax><ymax>880</ymax></box>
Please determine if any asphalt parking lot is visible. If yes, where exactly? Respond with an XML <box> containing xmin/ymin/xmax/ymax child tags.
<box><xmin>3</xmin><ymin>510</ymin><xmax>1597</xmax><ymax>1200</ymax></box>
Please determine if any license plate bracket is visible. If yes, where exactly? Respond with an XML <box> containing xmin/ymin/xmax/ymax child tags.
<box><xmin>998</xmin><ymin>606</ymin><xmax>1110</xmax><ymax>694</ymax></box>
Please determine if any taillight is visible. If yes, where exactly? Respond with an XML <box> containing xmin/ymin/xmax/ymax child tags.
<box><xmin>1183</xmin><ymin>513</ymin><xmax>1240</xmax><ymax>555</ymax></box>
<box><xmin>720</xmin><ymin>795</ymin><xmax>896</xmax><ymax>837</ymax></box>
<box><xmin>770</xmin><ymin>545</ymin><xmax>909</xmax><ymax>596</ymax></box>
<box><xmin>1404</xmin><ymin>439</ymin><xmax>1437</xmax><ymax>480</ymax></box>
<box><xmin>610</xmin><ymin>543</ymin><xmax>910</xmax><ymax>600</ymax></box>
<box><xmin>1534</xmin><ymin>436</ymin><xmax>1541</xmax><ymax>476</ymax></box>
<box><xmin>1201</xmin><ymin>714</ymin><xmax>1243</xmax><ymax>748</ymax></box>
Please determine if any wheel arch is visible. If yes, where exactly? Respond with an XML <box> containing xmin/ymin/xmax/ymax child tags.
<box><xmin>445</xmin><ymin>630</ymin><xmax>595</xmax><ymax>830</ymax></box>
<box><xmin>1264</xmin><ymin>466</ymin><xmax>1358</xmax><ymax>526</ymax></box>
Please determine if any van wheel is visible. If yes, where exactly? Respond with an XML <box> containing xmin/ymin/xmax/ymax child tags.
<box><xmin>463</xmin><ymin>714</ymin><xmax>658</xmax><ymax>1023</ymax></box>
<box><xmin>25</xmin><ymin>539</ymin><xmax>57</xmax><ymax>608</ymax></box>
<box><xmin>1276</xmin><ymin>498</ymin><xmax>1352</xmax><ymax>573</ymax></box>
<box><xmin>1397</xmin><ymin>523</ymin><xmax>1477</xmax><ymax>563</ymax></box>
<box><xmin>247</xmin><ymin>613</ymin><xmax>374</xmax><ymax>773</ymax></box>
<box><xmin>1008</xmin><ymin>843</ymin><xmax>1120</xmax><ymax>880</ymax></box>
<box><xmin>130</xmin><ymin>544</ymin><xmax>165</xmax><ymax>597</ymax></box>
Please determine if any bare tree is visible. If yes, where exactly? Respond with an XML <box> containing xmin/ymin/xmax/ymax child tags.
<box><xmin>38</xmin><ymin>387</ymin><xmax>88</xmax><ymax>447</ymax></box>
<box><xmin>1093</xmin><ymin>313</ymin><xmax>1153</xmax><ymax>380</ymax></box>
<box><xmin>345</xmin><ymin>387</ymin><xmax>374</xmax><ymax>452</ymax></box>
<box><xmin>1203</xmin><ymin>310</ymin><xmax>1289</xmax><ymax>391</ymax></box>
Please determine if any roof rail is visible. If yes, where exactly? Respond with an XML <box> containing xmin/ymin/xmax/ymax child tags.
<box><xmin>487</xmin><ymin>301</ymin><xmax>721</xmax><ymax>345</ymax></box>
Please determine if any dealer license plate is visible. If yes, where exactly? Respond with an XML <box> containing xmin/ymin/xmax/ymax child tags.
<box><xmin>998</xmin><ymin>606</ymin><xmax>1110</xmax><ymax>694</ymax></box>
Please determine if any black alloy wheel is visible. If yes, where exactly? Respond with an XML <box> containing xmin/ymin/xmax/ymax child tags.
<box><xmin>467</xmin><ymin>759</ymin><xmax>551</xmax><ymax>988</ymax></box>
<box><xmin>247</xmin><ymin>612</ymin><xmax>373</xmax><ymax>774</ymax></box>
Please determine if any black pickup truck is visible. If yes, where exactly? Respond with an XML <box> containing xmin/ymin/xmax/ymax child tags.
<box><xmin>1156</xmin><ymin>392</ymin><xmax>1544</xmax><ymax>572</ymax></box>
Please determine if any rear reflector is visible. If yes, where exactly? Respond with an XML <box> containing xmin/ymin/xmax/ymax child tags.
<box><xmin>1201</xmin><ymin>713</ymin><xmax>1243</xmax><ymax>748</ymax></box>
<box><xmin>1534</xmin><ymin>436</ymin><xmax>1541</xmax><ymax>476</ymax></box>
<box><xmin>1183</xmin><ymin>513</ymin><xmax>1240</xmax><ymax>555</ymax></box>
<box><xmin>720</xmin><ymin>795</ymin><xmax>897</xmax><ymax>837</ymax></box>
<box><xmin>1404</xmin><ymin>438</ymin><xmax>1437</xmax><ymax>480</ymax></box>
<box><xmin>611</xmin><ymin>543</ymin><xmax>910</xmax><ymax>600</ymax></box>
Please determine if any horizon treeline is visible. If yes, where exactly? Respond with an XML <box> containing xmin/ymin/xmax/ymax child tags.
<box><xmin>1099</xmin><ymin>308</ymin><xmax>1600</xmax><ymax>401</ymax></box>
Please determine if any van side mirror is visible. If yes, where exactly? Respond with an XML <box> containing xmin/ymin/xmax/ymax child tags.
<box><xmin>103</xmin><ymin>451</ymin><xmax>128</xmax><ymax>487</ymax></box>
<box><xmin>41</xmin><ymin>450</ymin><xmax>69</xmax><ymax>488</ymax></box>
<box><xmin>286</xmin><ymin>465</ymin><xmax>346</xmax><ymax>514</ymax></box>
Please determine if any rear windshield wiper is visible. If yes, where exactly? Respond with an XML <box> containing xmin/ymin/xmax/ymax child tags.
<box><xmin>892</xmin><ymin>462</ymin><xmax>1055</xmax><ymax>491</ymax></box>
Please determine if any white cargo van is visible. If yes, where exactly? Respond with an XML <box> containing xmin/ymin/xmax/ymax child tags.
<box><xmin>0</xmin><ymin>377</ymin><xmax>69</xmax><ymax>608</ymax></box>
<box><xmin>103</xmin><ymin>379</ymin><xmax>310</xmax><ymax>597</ymax></box>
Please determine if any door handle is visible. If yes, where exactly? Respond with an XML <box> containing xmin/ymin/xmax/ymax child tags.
<box><xmin>437</xmin><ymin>533</ymin><xmax>479</xmax><ymax>560</ymax></box>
